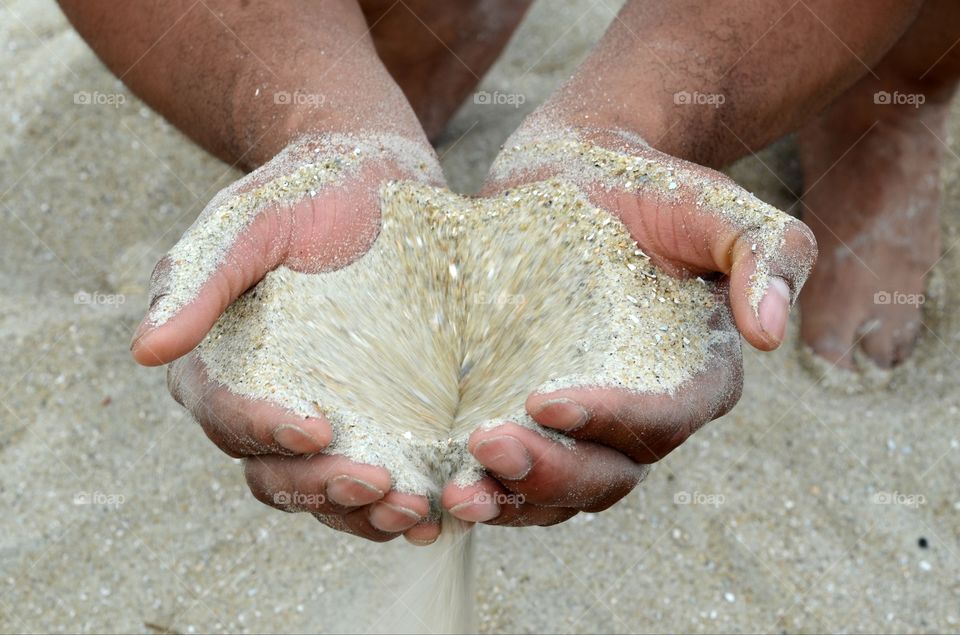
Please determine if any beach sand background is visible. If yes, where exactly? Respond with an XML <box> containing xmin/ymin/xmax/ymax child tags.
<box><xmin>1</xmin><ymin>0</ymin><xmax>959</xmax><ymax>632</ymax></box>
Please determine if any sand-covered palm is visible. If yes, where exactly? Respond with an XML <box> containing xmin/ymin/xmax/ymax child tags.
<box><xmin>132</xmin><ymin>133</ymin><xmax>449</xmax><ymax>543</ymax></box>
<box><xmin>439</xmin><ymin>128</ymin><xmax>818</xmax><ymax>526</ymax></box>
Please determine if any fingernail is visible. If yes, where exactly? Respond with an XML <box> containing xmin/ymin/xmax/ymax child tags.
<box><xmin>450</xmin><ymin>497</ymin><xmax>500</xmax><ymax>523</ymax></box>
<box><xmin>369</xmin><ymin>502</ymin><xmax>421</xmax><ymax>533</ymax></box>
<box><xmin>326</xmin><ymin>475</ymin><xmax>384</xmax><ymax>507</ymax></box>
<box><xmin>473</xmin><ymin>436</ymin><xmax>531</xmax><ymax>480</ymax></box>
<box><xmin>129</xmin><ymin>318</ymin><xmax>149</xmax><ymax>351</ymax></box>
<box><xmin>531</xmin><ymin>398</ymin><xmax>588</xmax><ymax>431</ymax></box>
<box><xmin>131</xmin><ymin>293</ymin><xmax>169</xmax><ymax>351</ymax></box>
<box><xmin>404</xmin><ymin>533</ymin><xmax>439</xmax><ymax>547</ymax></box>
<box><xmin>272</xmin><ymin>424</ymin><xmax>324</xmax><ymax>454</ymax></box>
<box><xmin>759</xmin><ymin>276</ymin><xmax>791</xmax><ymax>343</ymax></box>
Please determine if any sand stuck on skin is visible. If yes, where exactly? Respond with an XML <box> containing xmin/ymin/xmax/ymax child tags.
<box><xmin>194</xmin><ymin>176</ymin><xmax>732</xmax><ymax>633</ymax></box>
<box><xmin>197</xmin><ymin>178</ymin><xmax>727</xmax><ymax>499</ymax></box>
<box><xmin>5</xmin><ymin>1</ymin><xmax>960</xmax><ymax>632</ymax></box>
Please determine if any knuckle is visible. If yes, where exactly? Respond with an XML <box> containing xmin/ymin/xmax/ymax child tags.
<box><xmin>243</xmin><ymin>461</ymin><xmax>277</xmax><ymax>507</ymax></box>
<box><xmin>581</xmin><ymin>494</ymin><xmax>623</xmax><ymax>514</ymax></box>
<box><xmin>346</xmin><ymin>515</ymin><xmax>399</xmax><ymax>542</ymax></box>
<box><xmin>539</xmin><ymin>509</ymin><xmax>578</xmax><ymax>526</ymax></box>
<box><xmin>149</xmin><ymin>256</ymin><xmax>171</xmax><ymax>283</ymax></box>
<box><xmin>243</xmin><ymin>458</ymin><xmax>294</xmax><ymax>509</ymax></box>
<box><xmin>147</xmin><ymin>257</ymin><xmax>173</xmax><ymax>303</ymax></box>
<box><xmin>165</xmin><ymin>364</ymin><xmax>185</xmax><ymax>407</ymax></box>
<box><xmin>715</xmin><ymin>374</ymin><xmax>743</xmax><ymax>419</ymax></box>
<box><xmin>581</xmin><ymin>471</ymin><xmax>641</xmax><ymax>513</ymax></box>
<box><xmin>313</xmin><ymin>513</ymin><xmax>351</xmax><ymax>533</ymax></box>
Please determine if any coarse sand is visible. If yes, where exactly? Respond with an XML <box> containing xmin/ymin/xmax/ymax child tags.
<box><xmin>195</xmin><ymin>176</ymin><xmax>729</xmax><ymax>497</ymax></box>
<box><xmin>2</xmin><ymin>0</ymin><xmax>960</xmax><ymax>633</ymax></box>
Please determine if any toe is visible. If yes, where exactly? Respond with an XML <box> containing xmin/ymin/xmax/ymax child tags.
<box><xmin>860</xmin><ymin>310</ymin><xmax>923</xmax><ymax>368</ymax></box>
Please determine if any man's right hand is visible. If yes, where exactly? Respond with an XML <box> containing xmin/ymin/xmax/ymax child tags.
<box><xmin>133</xmin><ymin>134</ymin><xmax>447</xmax><ymax>546</ymax></box>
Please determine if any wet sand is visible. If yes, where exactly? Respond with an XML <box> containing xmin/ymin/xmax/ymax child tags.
<box><xmin>1</xmin><ymin>0</ymin><xmax>959</xmax><ymax>632</ymax></box>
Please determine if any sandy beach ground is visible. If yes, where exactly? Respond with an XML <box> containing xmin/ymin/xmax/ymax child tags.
<box><xmin>2</xmin><ymin>0</ymin><xmax>959</xmax><ymax>632</ymax></box>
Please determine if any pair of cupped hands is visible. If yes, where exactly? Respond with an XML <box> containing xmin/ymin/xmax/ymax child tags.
<box><xmin>130</xmin><ymin>123</ymin><xmax>816</xmax><ymax>546</ymax></box>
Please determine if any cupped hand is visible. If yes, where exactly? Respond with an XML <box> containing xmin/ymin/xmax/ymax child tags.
<box><xmin>443</xmin><ymin>127</ymin><xmax>817</xmax><ymax>527</ymax></box>
<box><xmin>133</xmin><ymin>133</ymin><xmax>445</xmax><ymax>545</ymax></box>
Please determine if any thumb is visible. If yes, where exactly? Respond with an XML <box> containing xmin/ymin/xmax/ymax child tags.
<box><xmin>131</xmin><ymin>186</ymin><xmax>378</xmax><ymax>366</ymax></box>
<box><xmin>610</xmin><ymin>172</ymin><xmax>817</xmax><ymax>351</ymax></box>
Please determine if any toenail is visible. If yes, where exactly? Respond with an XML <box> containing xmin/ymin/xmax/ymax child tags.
<box><xmin>473</xmin><ymin>436</ymin><xmax>531</xmax><ymax>480</ymax></box>
<box><xmin>531</xmin><ymin>398</ymin><xmax>588</xmax><ymax>431</ymax></box>
<box><xmin>326</xmin><ymin>475</ymin><xmax>384</xmax><ymax>507</ymax></box>
<box><xmin>272</xmin><ymin>424</ymin><xmax>323</xmax><ymax>454</ymax></box>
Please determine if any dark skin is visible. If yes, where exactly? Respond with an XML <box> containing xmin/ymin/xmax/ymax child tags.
<box><xmin>59</xmin><ymin>0</ymin><xmax>960</xmax><ymax>542</ymax></box>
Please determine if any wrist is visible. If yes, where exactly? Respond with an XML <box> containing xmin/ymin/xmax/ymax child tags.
<box><xmin>528</xmin><ymin>35</ymin><xmax>728</xmax><ymax>167</ymax></box>
<box><xmin>542</xmin><ymin>85</ymin><xmax>718</xmax><ymax>166</ymax></box>
<box><xmin>228</xmin><ymin>61</ymin><xmax>430</xmax><ymax>171</ymax></box>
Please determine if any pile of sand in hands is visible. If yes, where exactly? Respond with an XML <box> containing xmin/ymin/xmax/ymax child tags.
<box><xmin>168</xmin><ymin>130</ymin><xmax>801</xmax><ymax>633</ymax></box>
<box><xmin>198</xmin><ymin>178</ymin><xmax>729</xmax><ymax>496</ymax></box>
<box><xmin>194</xmin><ymin>129</ymin><xmax>805</xmax><ymax>500</ymax></box>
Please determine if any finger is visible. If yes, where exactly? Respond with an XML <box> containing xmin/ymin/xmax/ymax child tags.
<box><xmin>467</xmin><ymin>423</ymin><xmax>647</xmax><ymax>511</ymax></box>
<box><xmin>342</xmin><ymin>507</ymin><xmax>403</xmax><ymax>543</ymax></box>
<box><xmin>486</xmin><ymin>504</ymin><xmax>579</xmax><ymax>527</ymax></box>
<box><xmin>168</xmin><ymin>354</ymin><xmax>331</xmax><ymax>457</ymax></box>
<box><xmin>601</xmin><ymin>171</ymin><xmax>817</xmax><ymax>351</ymax></box>
<box><xmin>526</xmin><ymin>346</ymin><xmax>742</xmax><ymax>463</ymax></box>
<box><xmin>131</xmin><ymin>180</ymin><xmax>380</xmax><ymax>366</ymax></box>
<box><xmin>442</xmin><ymin>476</ymin><xmax>503</xmax><ymax>523</ymax></box>
<box><xmin>477</xmin><ymin>485</ymin><xmax>579</xmax><ymax>527</ymax></box>
<box><xmin>312</xmin><ymin>510</ymin><xmax>401</xmax><ymax>544</ymax></box>
<box><xmin>484</xmin><ymin>133</ymin><xmax>816</xmax><ymax>350</ymax></box>
<box><xmin>442</xmin><ymin>478</ymin><xmax>579</xmax><ymax>526</ymax></box>
<box><xmin>343</xmin><ymin>491</ymin><xmax>436</xmax><ymax>542</ymax></box>
<box><xmin>368</xmin><ymin>490</ymin><xmax>432</xmax><ymax>534</ymax></box>
<box><xmin>244</xmin><ymin>453</ymin><xmax>393</xmax><ymax>516</ymax></box>
<box><xmin>403</xmin><ymin>519</ymin><xmax>443</xmax><ymax>546</ymax></box>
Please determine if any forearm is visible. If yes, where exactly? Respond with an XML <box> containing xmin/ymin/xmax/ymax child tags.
<box><xmin>58</xmin><ymin>0</ymin><xmax>426</xmax><ymax>169</ymax></box>
<box><xmin>531</xmin><ymin>0</ymin><xmax>923</xmax><ymax>166</ymax></box>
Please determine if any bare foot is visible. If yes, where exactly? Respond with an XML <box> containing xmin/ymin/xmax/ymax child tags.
<box><xmin>798</xmin><ymin>80</ymin><xmax>952</xmax><ymax>369</ymax></box>
<box><xmin>359</xmin><ymin>0</ymin><xmax>533</xmax><ymax>140</ymax></box>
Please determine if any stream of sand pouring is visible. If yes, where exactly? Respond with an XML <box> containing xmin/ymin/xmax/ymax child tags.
<box><xmin>389</xmin><ymin>513</ymin><xmax>476</xmax><ymax>634</ymax></box>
